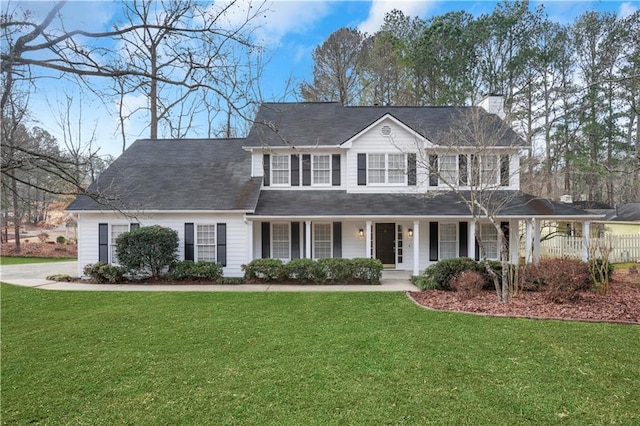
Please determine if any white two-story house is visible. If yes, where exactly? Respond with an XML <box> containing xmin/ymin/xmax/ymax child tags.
<box><xmin>67</xmin><ymin>98</ymin><xmax>596</xmax><ymax>277</ymax></box>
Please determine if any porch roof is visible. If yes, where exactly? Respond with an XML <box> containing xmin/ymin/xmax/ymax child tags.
<box><xmin>250</xmin><ymin>190</ymin><xmax>599</xmax><ymax>219</ymax></box>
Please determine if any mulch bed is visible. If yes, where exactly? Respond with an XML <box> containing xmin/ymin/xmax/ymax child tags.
<box><xmin>1</xmin><ymin>242</ymin><xmax>77</xmax><ymax>258</ymax></box>
<box><xmin>409</xmin><ymin>270</ymin><xmax>640</xmax><ymax>324</ymax></box>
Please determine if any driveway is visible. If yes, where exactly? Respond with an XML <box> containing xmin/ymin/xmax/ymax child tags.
<box><xmin>0</xmin><ymin>261</ymin><xmax>419</xmax><ymax>292</ymax></box>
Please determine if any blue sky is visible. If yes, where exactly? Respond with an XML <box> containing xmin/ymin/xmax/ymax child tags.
<box><xmin>13</xmin><ymin>0</ymin><xmax>639</xmax><ymax>157</ymax></box>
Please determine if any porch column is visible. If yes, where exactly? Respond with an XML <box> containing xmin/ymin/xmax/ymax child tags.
<box><xmin>246</xmin><ymin>219</ymin><xmax>253</xmax><ymax>262</ymax></box>
<box><xmin>509</xmin><ymin>219</ymin><xmax>519</xmax><ymax>264</ymax></box>
<box><xmin>365</xmin><ymin>220</ymin><xmax>372</xmax><ymax>259</ymax></box>
<box><xmin>525</xmin><ymin>219</ymin><xmax>533</xmax><ymax>263</ymax></box>
<box><xmin>582</xmin><ymin>221</ymin><xmax>591</xmax><ymax>262</ymax></box>
<box><xmin>533</xmin><ymin>219</ymin><xmax>541</xmax><ymax>264</ymax></box>
<box><xmin>413</xmin><ymin>220</ymin><xmax>420</xmax><ymax>276</ymax></box>
<box><xmin>468</xmin><ymin>221</ymin><xmax>476</xmax><ymax>260</ymax></box>
<box><xmin>305</xmin><ymin>220</ymin><xmax>312</xmax><ymax>259</ymax></box>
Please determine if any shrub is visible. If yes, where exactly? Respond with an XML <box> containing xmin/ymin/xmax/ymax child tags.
<box><xmin>284</xmin><ymin>258</ymin><xmax>317</xmax><ymax>282</ymax></box>
<box><xmin>169</xmin><ymin>260</ymin><xmax>223</xmax><ymax>282</ymax></box>
<box><xmin>317</xmin><ymin>258</ymin><xmax>353</xmax><ymax>284</ymax></box>
<box><xmin>421</xmin><ymin>257</ymin><xmax>481</xmax><ymax>291</ymax></box>
<box><xmin>56</xmin><ymin>236</ymin><xmax>66</xmax><ymax>244</ymax></box>
<box><xmin>242</xmin><ymin>258</ymin><xmax>285</xmax><ymax>281</ymax></box>
<box><xmin>219</xmin><ymin>277</ymin><xmax>244</xmax><ymax>285</ymax></box>
<box><xmin>37</xmin><ymin>232</ymin><xmax>49</xmax><ymax>243</ymax></box>
<box><xmin>589</xmin><ymin>258</ymin><xmax>614</xmax><ymax>290</ymax></box>
<box><xmin>411</xmin><ymin>275</ymin><xmax>439</xmax><ymax>290</ymax></box>
<box><xmin>450</xmin><ymin>270</ymin><xmax>485</xmax><ymax>298</ymax></box>
<box><xmin>46</xmin><ymin>274</ymin><xmax>73</xmax><ymax>282</ymax></box>
<box><xmin>83</xmin><ymin>262</ymin><xmax>126</xmax><ymax>284</ymax></box>
<box><xmin>115</xmin><ymin>226</ymin><xmax>178</xmax><ymax>280</ymax></box>
<box><xmin>521</xmin><ymin>259</ymin><xmax>591</xmax><ymax>303</ymax></box>
<box><xmin>351</xmin><ymin>258</ymin><xmax>383</xmax><ymax>284</ymax></box>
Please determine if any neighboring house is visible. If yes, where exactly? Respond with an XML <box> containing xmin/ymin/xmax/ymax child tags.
<box><xmin>599</xmin><ymin>203</ymin><xmax>640</xmax><ymax>235</ymax></box>
<box><xmin>67</xmin><ymin>97</ymin><xmax>597</xmax><ymax>277</ymax></box>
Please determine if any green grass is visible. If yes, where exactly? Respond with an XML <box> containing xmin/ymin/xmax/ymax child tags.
<box><xmin>2</xmin><ymin>284</ymin><xmax>639</xmax><ymax>424</ymax></box>
<box><xmin>613</xmin><ymin>262</ymin><xmax>640</xmax><ymax>270</ymax></box>
<box><xmin>0</xmin><ymin>256</ymin><xmax>76</xmax><ymax>265</ymax></box>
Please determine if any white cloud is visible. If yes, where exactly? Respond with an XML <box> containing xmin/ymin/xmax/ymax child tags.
<box><xmin>619</xmin><ymin>2</ymin><xmax>638</xmax><ymax>18</ymax></box>
<box><xmin>253</xmin><ymin>1</ymin><xmax>332</xmax><ymax>46</ymax></box>
<box><xmin>358</xmin><ymin>0</ymin><xmax>438</xmax><ymax>35</ymax></box>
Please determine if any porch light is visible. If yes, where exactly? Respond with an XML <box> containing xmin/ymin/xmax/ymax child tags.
<box><xmin>408</xmin><ymin>228</ymin><xmax>414</xmax><ymax>237</ymax></box>
<box><xmin>358</xmin><ymin>228</ymin><xmax>364</xmax><ymax>237</ymax></box>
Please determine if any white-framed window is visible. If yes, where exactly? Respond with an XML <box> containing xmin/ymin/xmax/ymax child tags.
<box><xmin>312</xmin><ymin>154</ymin><xmax>331</xmax><ymax>185</ymax></box>
<box><xmin>313</xmin><ymin>223</ymin><xmax>332</xmax><ymax>259</ymax></box>
<box><xmin>271</xmin><ymin>154</ymin><xmax>290</xmax><ymax>185</ymax></box>
<box><xmin>271</xmin><ymin>223</ymin><xmax>290</xmax><ymax>260</ymax></box>
<box><xmin>480</xmin><ymin>223</ymin><xmax>499</xmax><ymax>259</ymax></box>
<box><xmin>368</xmin><ymin>153</ymin><xmax>406</xmax><ymax>184</ymax></box>
<box><xmin>110</xmin><ymin>224</ymin><xmax>129</xmax><ymax>264</ymax></box>
<box><xmin>196</xmin><ymin>224</ymin><xmax>216</xmax><ymax>262</ymax></box>
<box><xmin>481</xmin><ymin>155</ymin><xmax>499</xmax><ymax>185</ymax></box>
<box><xmin>439</xmin><ymin>155</ymin><xmax>458</xmax><ymax>185</ymax></box>
<box><xmin>439</xmin><ymin>223</ymin><xmax>458</xmax><ymax>260</ymax></box>
<box><xmin>368</xmin><ymin>154</ymin><xmax>386</xmax><ymax>184</ymax></box>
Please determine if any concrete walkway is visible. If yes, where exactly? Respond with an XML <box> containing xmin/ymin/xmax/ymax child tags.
<box><xmin>0</xmin><ymin>261</ymin><xmax>419</xmax><ymax>292</ymax></box>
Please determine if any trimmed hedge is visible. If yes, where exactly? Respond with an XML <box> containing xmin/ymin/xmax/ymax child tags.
<box><xmin>115</xmin><ymin>226</ymin><xmax>178</xmax><ymax>279</ymax></box>
<box><xmin>83</xmin><ymin>262</ymin><xmax>126</xmax><ymax>284</ymax></box>
<box><xmin>169</xmin><ymin>260</ymin><xmax>223</xmax><ymax>282</ymax></box>
<box><xmin>243</xmin><ymin>257</ymin><xmax>383</xmax><ymax>284</ymax></box>
<box><xmin>413</xmin><ymin>258</ymin><xmax>514</xmax><ymax>291</ymax></box>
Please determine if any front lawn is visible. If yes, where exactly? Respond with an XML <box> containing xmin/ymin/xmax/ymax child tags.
<box><xmin>2</xmin><ymin>284</ymin><xmax>638</xmax><ymax>424</ymax></box>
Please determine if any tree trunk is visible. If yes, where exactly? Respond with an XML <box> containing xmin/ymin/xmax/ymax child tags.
<box><xmin>11</xmin><ymin>175</ymin><xmax>21</xmax><ymax>252</ymax></box>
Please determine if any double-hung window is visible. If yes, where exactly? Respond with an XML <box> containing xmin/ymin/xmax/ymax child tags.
<box><xmin>196</xmin><ymin>224</ymin><xmax>216</xmax><ymax>262</ymax></box>
<box><xmin>368</xmin><ymin>153</ymin><xmax>406</xmax><ymax>184</ymax></box>
<box><xmin>481</xmin><ymin>155</ymin><xmax>499</xmax><ymax>185</ymax></box>
<box><xmin>271</xmin><ymin>223</ymin><xmax>290</xmax><ymax>261</ymax></box>
<box><xmin>313</xmin><ymin>223</ymin><xmax>332</xmax><ymax>259</ymax></box>
<box><xmin>312</xmin><ymin>155</ymin><xmax>331</xmax><ymax>185</ymax></box>
<box><xmin>480</xmin><ymin>223</ymin><xmax>499</xmax><ymax>259</ymax></box>
<box><xmin>439</xmin><ymin>155</ymin><xmax>457</xmax><ymax>185</ymax></box>
<box><xmin>271</xmin><ymin>154</ymin><xmax>290</xmax><ymax>185</ymax></box>
<box><xmin>439</xmin><ymin>223</ymin><xmax>458</xmax><ymax>260</ymax></box>
<box><xmin>110</xmin><ymin>224</ymin><xmax>129</xmax><ymax>264</ymax></box>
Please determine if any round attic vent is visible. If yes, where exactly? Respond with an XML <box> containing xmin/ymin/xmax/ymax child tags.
<box><xmin>381</xmin><ymin>125</ymin><xmax>392</xmax><ymax>136</ymax></box>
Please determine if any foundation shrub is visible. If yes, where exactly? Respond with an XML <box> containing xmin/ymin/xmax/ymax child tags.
<box><xmin>284</xmin><ymin>258</ymin><xmax>317</xmax><ymax>282</ymax></box>
<box><xmin>450</xmin><ymin>270</ymin><xmax>485</xmax><ymax>298</ymax></box>
<box><xmin>317</xmin><ymin>258</ymin><xmax>354</xmax><ymax>284</ymax></box>
<box><xmin>83</xmin><ymin>262</ymin><xmax>126</xmax><ymax>284</ymax></box>
<box><xmin>115</xmin><ymin>226</ymin><xmax>179</xmax><ymax>280</ymax></box>
<box><xmin>521</xmin><ymin>259</ymin><xmax>591</xmax><ymax>303</ymax></box>
<box><xmin>242</xmin><ymin>258</ymin><xmax>285</xmax><ymax>281</ymax></box>
<box><xmin>169</xmin><ymin>260</ymin><xmax>223</xmax><ymax>282</ymax></box>
<box><xmin>420</xmin><ymin>257</ymin><xmax>482</xmax><ymax>291</ymax></box>
<box><xmin>351</xmin><ymin>258</ymin><xmax>383</xmax><ymax>284</ymax></box>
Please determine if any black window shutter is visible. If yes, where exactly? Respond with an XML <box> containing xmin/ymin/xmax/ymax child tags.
<box><xmin>475</xmin><ymin>237</ymin><xmax>480</xmax><ymax>261</ymax></box>
<box><xmin>262</xmin><ymin>222</ymin><xmax>270</xmax><ymax>258</ymax></box>
<box><xmin>291</xmin><ymin>154</ymin><xmax>300</xmax><ymax>186</ymax></box>
<box><xmin>429</xmin><ymin>155</ymin><xmax>438</xmax><ymax>186</ymax></box>
<box><xmin>501</xmin><ymin>221</ymin><xmax>509</xmax><ymax>254</ymax></box>
<box><xmin>500</xmin><ymin>155</ymin><xmax>510</xmax><ymax>186</ymax></box>
<box><xmin>291</xmin><ymin>222</ymin><xmax>300</xmax><ymax>259</ymax></box>
<box><xmin>408</xmin><ymin>153</ymin><xmax>417</xmax><ymax>186</ymax></box>
<box><xmin>184</xmin><ymin>223</ymin><xmax>194</xmax><ymax>261</ymax></box>
<box><xmin>459</xmin><ymin>222</ymin><xmax>468</xmax><ymax>257</ymax></box>
<box><xmin>332</xmin><ymin>154</ymin><xmax>341</xmax><ymax>186</ymax></box>
<box><xmin>302</xmin><ymin>154</ymin><xmax>311</xmax><ymax>186</ymax></box>
<box><xmin>471</xmin><ymin>155</ymin><xmax>479</xmax><ymax>186</ymax></box>
<box><xmin>357</xmin><ymin>153</ymin><xmax>366</xmax><ymax>185</ymax></box>
<box><xmin>217</xmin><ymin>223</ymin><xmax>227</xmax><ymax>266</ymax></box>
<box><xmin>263</xmin><ymin>154</ymin><xmax>270</xmax><ymax>187</ymax></box>
<box><xmin>130</xmin><ymin>223</ymin><xmax>140</xmax><ymax>231</ymax></box>
<box><xmin>302</xmin><ymin>223</ymin><xmax>307</xmax><ymax>258</ymax></box>
<box><xmin>333</xmin><ymin>222</ymin><xmax>342</xmax><ymax>258</ymax></box>
<box><xmin>459</xmin><ymin>155</ymin><xmax>468</xmax><ymax>185</ymax></box>
<box><xmin>429</xmin><ymin>222</ymin><xmax>438</xmax><ymax>261</ymax></box>
<box><xmin>98</xmin><ymin>223</ymin><xmax>108</xmax><ymax>263</ymax></box>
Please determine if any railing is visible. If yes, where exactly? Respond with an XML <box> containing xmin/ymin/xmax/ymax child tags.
<box><xmin>539</xmin><ymin>234</ymin><xmax>640</xmax><ymax>263</ymax></box>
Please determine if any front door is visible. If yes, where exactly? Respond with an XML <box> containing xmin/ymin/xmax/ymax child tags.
<box><xmin>375</xmin><ymin>223</ymin><xmax>395</xmax><ymax>267</ymax></box>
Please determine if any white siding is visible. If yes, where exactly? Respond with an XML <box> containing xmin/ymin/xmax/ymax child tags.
<box><xmin>342</xmin><ymin>221</ymin><xmax>367</xmax><ymax>259</ymax></box>
<box><xmin>76</xmin><ymin>212</ymin><xmax>249</xmax><ymax>277</ymax></box>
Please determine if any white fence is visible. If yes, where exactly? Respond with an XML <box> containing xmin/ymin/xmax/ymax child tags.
<box><xmin>539</xmin><ymin>234</ymin><xmax>640</xmax><ymax>263</ymax></box>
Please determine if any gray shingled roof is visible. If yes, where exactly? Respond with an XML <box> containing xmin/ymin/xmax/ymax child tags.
<box><xmin>67</xmin><ymin>139</ymin><xmax>262</xmax><ymax>211</ymax></box>
<box><xmin>244</xmin><ymin>102</ymin><xmax>526</xmax><ymax>148</ymax></box>
<box><xmin>251</xmin><ymin>190</ymin><xmax>598</xmax><ymax>218</ymax></box>
<box><xmin>603</xmin><ymin>203</ymin><xmax>640</xmax><ymax>222</ymax></box>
